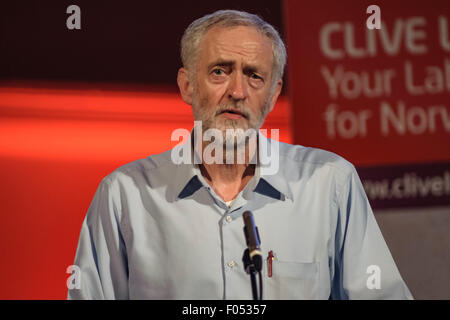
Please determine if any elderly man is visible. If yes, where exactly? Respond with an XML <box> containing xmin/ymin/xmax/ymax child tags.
<box><xmin>68</xmin><ymin>10</ymin><xmax>413</xmax><ymax>300</ymax></box>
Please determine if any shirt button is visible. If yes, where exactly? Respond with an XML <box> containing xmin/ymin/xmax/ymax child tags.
<box><xmin>227</xmin><ymin>260</ymin><xmax>236</xmax><ymax>268</ymax></box>
<box><xmin>225</xmin><ymin>216</ymin><xmax>232</xmax><ymax>223</ymax></box>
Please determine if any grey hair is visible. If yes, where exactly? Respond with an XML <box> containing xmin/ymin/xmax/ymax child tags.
<box><xmin>180</xmin><ymin>10</ymin><xmax>287</xmax><ymax>85</ymax></box>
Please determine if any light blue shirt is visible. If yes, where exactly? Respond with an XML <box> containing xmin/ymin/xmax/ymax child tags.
<box><xmin>68</xmin><ymin>132</ymin><xmax>413</xmax><ymax>300</ymax></box>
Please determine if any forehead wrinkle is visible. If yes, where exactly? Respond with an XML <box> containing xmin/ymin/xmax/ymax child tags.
<box><xmin>214</xmin><ymin>41</ymin><xmax>262</xmax><ymax>60</ymax></box>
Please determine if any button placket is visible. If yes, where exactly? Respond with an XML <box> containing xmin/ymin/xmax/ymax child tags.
<box><xmin>222</xmin><ymin>208</ymin><xmax>238</xmax><ymax>274</ymax></box>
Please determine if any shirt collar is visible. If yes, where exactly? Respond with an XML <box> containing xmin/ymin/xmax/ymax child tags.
<box><xmin>173</xmin><ymin>129</ymin><xmax>293</xmax><ymax>201</ymax></box>
<box><xmin>256</xmin><ymin>131</ymin><xmax>293</xmax><ymax>201</ymax></box>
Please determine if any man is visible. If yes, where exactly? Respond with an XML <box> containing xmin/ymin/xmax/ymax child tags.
<box><xmin>68</xmin><ymin>10</ymin><xmax>413</xmax><ymax>299</ymax></box>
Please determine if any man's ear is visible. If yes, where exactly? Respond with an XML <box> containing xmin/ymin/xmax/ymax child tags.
<box><xmin>267</xmin><ymin>78</ymin><xmax>283</xmax><ymax>113</ymax></box>
<box><xmin>177</xmin><ymin>67</ymin><xmax>193</xmax><ymax>105</ymax></box>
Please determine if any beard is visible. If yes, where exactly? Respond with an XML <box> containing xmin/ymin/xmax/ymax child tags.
<box><xmin>191</xmin><ymin>94</ymin><xmax>271</xmax><ymax>145</ymax></box>
<box><xmin>191</xmin><ymin>94</ymin><xmax>272</xmax><ymax>165</ymax></box>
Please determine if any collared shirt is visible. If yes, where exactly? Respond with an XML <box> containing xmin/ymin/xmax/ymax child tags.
<box><xmin>68</xmin><ymin>132</ymin><xmax>413</xmax><ymax>300</ymax></box>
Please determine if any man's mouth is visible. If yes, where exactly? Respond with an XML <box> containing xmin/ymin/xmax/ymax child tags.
<box><xmin>218</xmin><ymin>109</ymin><xmax>247</xmax><ymax>120</ymax></box>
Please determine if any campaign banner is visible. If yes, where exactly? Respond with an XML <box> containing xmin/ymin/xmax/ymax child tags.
<box><xmin>284</xmin><ymin>0</ymin><xmax>450</xmax><ymax>208</ymax></box>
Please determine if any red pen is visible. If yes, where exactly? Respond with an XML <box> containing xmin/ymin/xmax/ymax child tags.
<box><xmin>267</xmin><ymin>250</ymin><xmax>274</xmax><ymax>278</ymax></box>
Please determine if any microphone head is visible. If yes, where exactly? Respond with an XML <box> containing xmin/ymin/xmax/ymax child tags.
<box><xmin>242</xmin><ymin>210</ymin><xmax>261</xmax><ymax>247</ymax></box>
<box><xmin>243</xmin><ymin>210</ymin><xmax>254</xmax><ymax>226</ymax></box>
<box><xmin>243</xmin><ymin>211</ymin><xmax>253</xmax><ymax>246</ymax></box>
<box><xmin>242</xmin><ymin>210</ymin><xmax>263</xmax><ymax>272</ymax></box>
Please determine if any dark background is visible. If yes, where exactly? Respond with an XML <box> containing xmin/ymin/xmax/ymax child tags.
<box><xmin>0</xmin><ymin>0</ymin><xmax>284</xmax><ymax>90</ymax></box>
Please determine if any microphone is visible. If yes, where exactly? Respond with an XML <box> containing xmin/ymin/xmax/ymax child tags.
<box><xmin>242</xmin><ymin>211</ymin><xmax>263</xmax><ymax>272</ymax></box>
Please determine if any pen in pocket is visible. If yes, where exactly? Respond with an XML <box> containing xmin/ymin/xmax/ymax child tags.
<box><xmin>267</xmin><ymin>250</ymin><xmax>274</xmax><ymax>278</ymax></box>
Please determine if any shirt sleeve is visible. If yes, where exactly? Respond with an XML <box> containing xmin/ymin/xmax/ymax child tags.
<box><xmin>67</xmin><ymin>177</ymin><xmax>129</xmax><ymax>300</ymax></box>
<box><xmin>331</xmin><ymin>164</ymin><xmax>414</xmax><ymax>300</ymax></box>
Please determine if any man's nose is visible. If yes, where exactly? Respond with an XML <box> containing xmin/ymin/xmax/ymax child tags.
<box><xmin>228</xmin><ymin>72</ymin><xmax>247</xmax><ymax>100</ymax></box>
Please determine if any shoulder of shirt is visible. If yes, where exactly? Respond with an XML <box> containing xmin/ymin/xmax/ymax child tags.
<box><xmin>99</xmin><ymin>148</ymin><xmax>176</xmax><ymax>185</ymax></box>
<box><xmin>276</xmin><ymin>139</ymin><xmax>356</xmax><ymax>179</ymax></box>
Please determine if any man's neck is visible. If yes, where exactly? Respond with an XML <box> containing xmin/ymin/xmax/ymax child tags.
<box><xmin>199</xmin><ymin>162</ymin><xmax>255</xmax><ymax>202</ymax></box>
<box><xmin>195</xmin><ymin>132</ymin><xmax>259</xmax><ymax>202</ymax></box>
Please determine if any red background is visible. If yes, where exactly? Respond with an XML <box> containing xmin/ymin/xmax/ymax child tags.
<box><xmin>0</xmin><ymin>84</ymin><xmax>291</xmax><ymax>299</ymax></box>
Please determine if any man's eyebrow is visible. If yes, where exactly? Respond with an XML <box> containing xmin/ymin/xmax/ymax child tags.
<box><xmin>207</xmin><ymin>60</ymin><xmax>234</xmax><ymax>70</ymax></box>
<box><xmin>207</xmin><ymin>60</ymin><xmax>266</xmax><ymax>75</ymax></box>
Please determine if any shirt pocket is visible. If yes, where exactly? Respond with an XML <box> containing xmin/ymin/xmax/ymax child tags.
<box><xmin>263</xmin><ymin>260</ymin><xmax>319</xmax><ymax>300</ymax></box>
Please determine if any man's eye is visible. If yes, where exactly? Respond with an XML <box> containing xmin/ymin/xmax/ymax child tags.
<box><xmin>213</xmin><ymin>69</ymin><xmax>224</xmax><ymax>75</ymax></box>
<box><xmin>250</xmin><ymin>73</ymin><xmax>262</xmax><ymax>80</ymax></box>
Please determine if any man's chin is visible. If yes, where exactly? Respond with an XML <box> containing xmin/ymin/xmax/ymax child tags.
<box><xmin>214</xmin><ymin>118</ymin><xmax>250</xmax><ymax>131</ymax></box>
